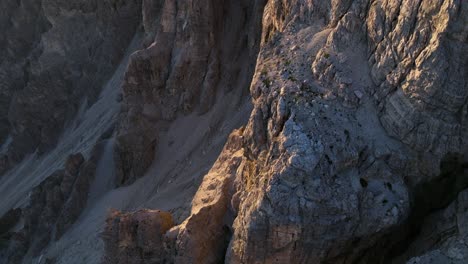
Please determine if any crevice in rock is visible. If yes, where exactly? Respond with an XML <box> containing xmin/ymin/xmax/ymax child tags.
<box><xmin>355</xmin><ymin>153</ymin><xmax>468</xmax><ymax>263</ymax></box>
<box><xmin>388</xmin><ymin>153</ymin><xmax>468</xmax><ymax>262</ymax></box>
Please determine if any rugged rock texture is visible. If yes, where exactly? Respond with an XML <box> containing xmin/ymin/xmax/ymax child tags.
<box><xmin>114</xmin><ymin>0</ymin><xmax>267</xmax><ymax>186</ymax></box>
<box><xmin>166</xmin><ymin>130</ymin><xmax>246</xmax><ymax>263</ymax></box>
<box><xmin>368</xmin><ymin>0</ymin><xmax>468</xmax><ymax>162</ymax></box>
<box><xmin>0</xmin><ymin>0</ymin><xmax>466</xmax><ymax>263</ymax></box>
<box><xmin>157</xmin><ymin>0</ymin><xmax>467</xmax><ymax>263</ymax></box>
<box><xmin>1</xmin><ymin>141</ymin><xmax>104</xmax><ymax>263</ymax></box>
<box><xmin>102</xmin><ymin>209</ymin><xmax>174</xmax><ymax>264</ymax></box>
<box><xmin>0</xmin><ymin>0</ymin><xmax>142</xmax><ymax>175</ymax></box>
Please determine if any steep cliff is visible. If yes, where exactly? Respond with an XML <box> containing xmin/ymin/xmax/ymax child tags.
<box><xmin>0</xmin><ymin>0</ymin><xmax>467</xmax><ymax>264</ymax></box>
<box><xmin>159</xmin><ymin>0</ymin><xmax>467</xmax><ymax>263</ymax></box>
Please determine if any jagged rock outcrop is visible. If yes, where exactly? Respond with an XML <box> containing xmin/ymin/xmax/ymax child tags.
<box><xmin>24</xmin><ymin>153</ymin><xmax>86</xmax><ymax>256</ymax></box>
<box><xmin>0</xmin><ymin>0</ymin><xmax>142</xmax><ymax>176</ymax></box>
<box><xmin>1</xmin><ymin>140</ymin><xmax>105</xmax><ymax>263</ymax></box>
<box><xmin>165</xmin><ymin>130</ymin><xmax>246</xmax><ymax>263</ymax></box>
<box><xmin>102</xmin><ymin>209</ymin><xmax>174</xmax><ymax>264</ymax></box>
<box><xmin>114</xmin><ymin>0</ymin><xmax>267</xmax><ymax>186</ymax></box>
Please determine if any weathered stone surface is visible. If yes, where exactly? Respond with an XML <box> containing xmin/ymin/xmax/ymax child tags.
<box><xmin>0</xmin><ymin>0</ymin><xmax>467</xmax><ymax>263</ymax></box>
<box><xmin>102</xmin><ymin>209</ymin><xmax>174</xmax><ymax>264</ymax></box>
<box><xmin>167</xmin><ymin>0</ymin><xmax>467</xmax><ymax>263</ymax></box>
<box><xmin>167</xmin><ymin>130</ymin><xmax>246</xmax><ymax>264</ymax></box>
<box><xmin>367</xmin><ymin>0</ymin><xmax>468</xmax><ymax>173</ymax></box>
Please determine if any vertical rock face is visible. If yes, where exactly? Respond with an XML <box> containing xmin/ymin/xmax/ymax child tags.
<box><xmin>160</xmin><ymin>0</ymin><xmax>467</xmax><ymax>263</ymax></box>
<box><xmin>367</xmin><ymin>0</ymin><xmax>468</xmax><ymax>169</ymax></box>
<box><xmin>114</xmin><ymin>0</ymin><xmax>267</xmax><ymax>186</ymax></box>
<box><xmin>0</xmin><ymin>0</ymin><xmax>467</xmax><ymax>263</ymax></box>
<box><xmin>0</xmin><ymin>0</ymin><xmax>142</xmax><ymax>175</ymax></box>
<box><xmin>168</xmin><ymin>130</ymin><xmax>247</xmax><ymax>264</ymax></box>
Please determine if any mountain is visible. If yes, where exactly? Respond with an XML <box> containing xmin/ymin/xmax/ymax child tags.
<box><xmin>0</xmin><ymin>0</ymin><xmax>467</xmax><ymax>263</ymax></box>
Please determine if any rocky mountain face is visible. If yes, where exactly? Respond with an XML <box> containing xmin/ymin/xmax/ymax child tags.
<box><xmin>114</xmin><ymin>0</ymin><xmax>266</xmax><ymax>186</ymax></box>
<box><xmin>0</xmin><ymin>0</ymin><xmax>141</xmax><ymax>175</ymax></box>
<box><xmin>1</xmin><ymin>141</ymin><xmax>108</xmax><ymax>262</ymax></box>
<box><xmin>0</xmin><ymin>0</ymin><xmax>467</xmax><ymax>264</ymax></box>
